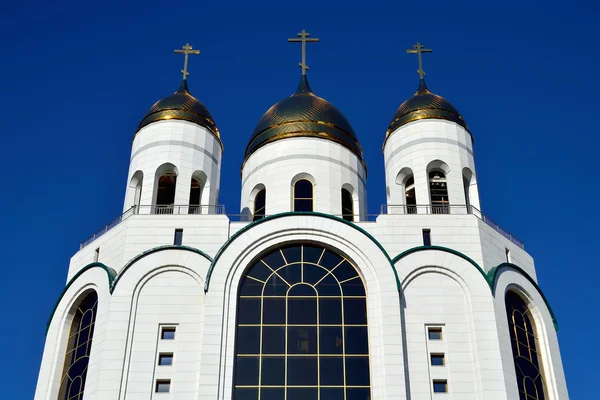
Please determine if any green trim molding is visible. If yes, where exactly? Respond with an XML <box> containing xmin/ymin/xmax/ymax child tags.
<box><xmin>46</xmin><ymin>262</ymin><xmax>116</xmax><ymax>333</ymax></box>
<box><xmin>392</xmin><ymin>246</ymin><xmax>558</xmax><ymax>331</ymax></box>
<box><xmin>203</xmin><ymin>212</ymin><xmax>399</xmax><ymax>292</ymax></box>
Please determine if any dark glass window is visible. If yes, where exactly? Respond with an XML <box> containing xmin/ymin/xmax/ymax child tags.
<box><xmin>155</xmin><ymin>380</ymin><xmax>171</xmax><ymax>393</ymax></box>
<box><xmin>405</xmin><ymin>176</ymin><xmax>417</xmax><ymax>214</ymax></box>
<box><xmin>341</xmin><ymin>188</ymin><xmax>354</xmax><ymax>221</ymax></box>
<box><xmin>293</xmin><ymin>179</ymin><xmax>313</xmax><ymax>212</ymax></box>
<box><xmin>158</xmin><ymin>353</ymin><xmax>173</xmax><ymax>366</ymax></box>
<box><xmin>174</xmin><ymin>229</ymin><xmax>183</xmax><ymax>246</ymax></box>
<box><xmin>433</xmin><ymin>380</ymin><xmax>448</xmax><ymax>393</ymax></box>
<box><xmin>506</xmin><ymin>291</ymin><xmax>547</xmax><ymax>400</ymax></box>
<box><xmin>253</xmin><ymin>188</ymin><xmax>266</xmax><ymax>221</ymax></box>
<box><xmin>156</xmin><ymin>172</ymin><xmax>177</xmax><ymax>214</ymax></box>
<box><xmin>189</xmin><ymin>177</ymin><xmax>201</xmax><ymax>214</ymax></box>
<box><xmin>423</xmin><ymin>229</ymin><xmax>431</xmax><ymax>246</ymax></box>
<box><xmin>429</xmin><ymin>171</ymin><xmax>449</xmax><ymax>214</ymax></box>
<box><xmin>57</xmin><ymin>291</ymin><xmax>98</xmax><ymax>400</ymax></box>
<box><xmin>431</xmin><ymin>353</ymin><xmax>445</xmax><ymax>366</ymax></box>
<box><xmin>233</xmin><ymin>245</ymin><xmax>371</xmax><ymax>398</ymax></box>
<box><xmin>161</xmin><ymin>327</ymin><xmax>176</xmax><ymax>340</ymax></box>
<box><xmin>428</xmin><ymin>327</ymin><xmax>442</xmax><ymax>340</ymax></box>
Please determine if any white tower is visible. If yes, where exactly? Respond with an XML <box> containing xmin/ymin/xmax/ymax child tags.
<box><xmin>240</xmin><ymin>31</ymin><xmax>367</xmax><ymax>221</ymax></box>
<box><xmin>124</xmin><ymin>44</ymin><xmax>223</xmax><ymax>215</ymax></box>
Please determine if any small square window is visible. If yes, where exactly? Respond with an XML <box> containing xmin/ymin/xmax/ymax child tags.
<box><xmin>174</xmin><ymin>229</ymin><xmax>183</xmax><ymax>246</ymax></box>
<box><xmin>155</xmin><ymin>379</ymin><xmax>171</xmax><ymax>393</ymax></box>
<box><xmin>423</xmin><ymin>229</ymin><xmax>431</xmax><ymax>246</ymax></box>
<box><xmin>430</xmin><ymin>353</ymin><xmax>445</xmax><ymax>366</ymax></box>
<box><xmin>161</xmin><ymin>327</ymin><xmax>176</xmax><ymax>340</ymax></box>
<box><xmin>158</xmin><ymin>353</ymin><xmax>173</xmax><ymax>366</ymax></box>
<box><xmin>428</xmin><ymin>327</ymin><xmax>443</xmax><ymax>340</ymax></box>
<box><xmin>433</xmin><ymin>379</ymin><xmax>448</xmax><ymax>393</ymax></box>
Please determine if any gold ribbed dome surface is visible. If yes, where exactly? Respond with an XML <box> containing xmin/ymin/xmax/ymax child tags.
<box><xmin>244</xmin><ymin>76</ymin><xmax>364</xmax><ymax>164</ymax></box>
<box><xmin>385</xmin><ymin>79</ymin><xmax>469</xmax><ymax>146</ymax></box>
<box><xmin>136</xmin><ymin>80</ymin><xmax>221</xmax><ymax>144</ymax></box>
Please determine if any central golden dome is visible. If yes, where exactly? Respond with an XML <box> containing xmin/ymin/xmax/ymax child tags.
<box><xmin>244</xmin><ymin>76</ymin><xmax>364</xmax><ymax>164</ymax></box>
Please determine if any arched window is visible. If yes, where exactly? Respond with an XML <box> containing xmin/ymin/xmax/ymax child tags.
<box><xmin>189</xmin><ymin>177</ymin><xmax>202</xmax><ymax>214</ymax></box>
<box><xmin>156</xmin><ymin>172</ymin><xmax>177</xmax><ymax>214</ymax></box>
<box><xmin>253</xmin><ymin>188</ymin><xmax>266</xmax><ymax>221</ymax></box>
<box><xmin>404</xmin><ymin>176</ymin><xmax>416</xmax><ymax>214</ymax></box>
<box><xmin>505</xmin><ymin>290</ymin><xmax>548</xmax><ymax>400</ymax></box>
<box><xmin>233</xmin><ymin>244</ymin><xmax>371</xmax><ymax>399</ymax></box>
<box><xmin>58</xmin><ymin>291</ymin><xmax>98</xmax><ymax>400</ymax></box>
<box><xmin>293</xmin><ymin>179</ymin><xmax>313</xmax><ymax>212</ymax></box>
<box><xmin>429</xmin><ymin>171</ymin><xmax>449</xmax><ymax>214</ymax></box>
<box><xmin>129</xmin><ymin>171</ymin><xmax>143</xmax><ymax>210</ymax></box>
<box><xmin>341</xmin><ymin>188</ymin><xmax>354</xmax><ymax>221</ymax></box>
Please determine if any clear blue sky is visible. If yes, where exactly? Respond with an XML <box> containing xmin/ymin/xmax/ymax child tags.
<box><xmin>1</xmin><ymin>0</ymin><xmax>596</xmax><ymax>398</ymax></box>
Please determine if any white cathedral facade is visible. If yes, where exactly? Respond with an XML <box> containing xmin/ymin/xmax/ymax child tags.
<box><xmin>35</xmin><ymin>38</ymin><xmax>569</xmax><ymax>400</ymax></box>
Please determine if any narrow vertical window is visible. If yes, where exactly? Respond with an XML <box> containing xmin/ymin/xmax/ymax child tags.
<box><xmin>253</xmin><ymin>188</ymin><xmax>266</xmax><ymax>221</ymax></box>
<box><xmin>423</xmin><ymin>229</ymin><xmax>431</xmax><ymax>246</ymax></box>
<box><xmin>233</xmin><ymin>245</ymin><xmax>371</xmax><ymax>399</ymax></box>
<box><xmin>341</xmin><ymin>188</ymin><xmax>354</xmax><ymax>221</ymax></box>
<box><xmin>505</xmin><ymin>291</ymin><xmax>547</xmax><ymax>399</ymax></box>
<box><xmin>404</xmin><ymin>176</ymin><xmax>417</xmax><ymax>214</ymax></box>
<box><xmin>174</xmin><ymin>229</ymin><xmax>183</xmax><ymax>246</ymax></box>
<box><xmin>293</xmin><ymin>179</ymin><xmax>313</xmax><ymax>212</ymax></box>
<box><xmin>58</xmin><ymin>291</ymin><xmax>98</xmax><ymax>400</ymax></box>
<box><xmin>429</xmin><ymin>171</ymin><xmax>449</xmax><ymax>214</ymax></box>
<box><xmin>156</xmin><ymin>172</ymin><xmax>177</xmax><ymax>214</ymax></box>
<box><xmin>463</xmin><ymin>175</ymin><xmax>471</xmax><ymax>210</ymax></box>
<box><xmin>94</xmin><ymin>248</ymin><xmax>100</xmax><ymax>262</ymax></box>
<box><xmin>189</xmin><ymin>177</ymin><xmax>201</xmax><ymax>214</ymax></box>
<box><xmin>505</xmin><ymin>248</ymin><xmax>511</xmax><ymax>263</ymax></box>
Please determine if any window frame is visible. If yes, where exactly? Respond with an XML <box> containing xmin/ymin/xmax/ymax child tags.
<box><xmin>292</xmin><ymin>178</ymin><xmax>314</xmax><ymax>212</ymax></box>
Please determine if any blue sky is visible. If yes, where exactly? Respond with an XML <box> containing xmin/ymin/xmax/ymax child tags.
<box><xmin>1</xmin><ymin>0</ymin><xmax>596</xmax><ymax>398</ymax></box>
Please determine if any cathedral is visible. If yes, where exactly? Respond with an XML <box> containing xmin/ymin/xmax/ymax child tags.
<box><xmin>34</xmin><ymin>33</ymin><xmax>569</xmax><ymax>400</ymax></box>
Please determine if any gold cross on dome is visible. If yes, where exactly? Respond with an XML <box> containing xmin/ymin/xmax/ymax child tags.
<box><xmin>288</xmin><ymin>30</ymin><xmax>320</xmax><ymax>75</ymax></box>
<box><xmin>174</xmin><ymin>43</ymin><xmax>200</xmax><ymax>80</ymax></box>
<box><xmin>406</xmin><ymin>42</ymin><xmax>432</xmax><ymax>80</ymax></box>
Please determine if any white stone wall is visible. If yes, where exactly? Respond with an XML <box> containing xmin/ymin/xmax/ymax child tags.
<box><xmin>123</xmin><ymin>120</ymin><xmax>222</xmax><ymax>212</ymax></box>
<box><xmin>384</xmin><ymin>119</ymin><xmax>480</xmax><ymax>211</ymax></box>
<box><xmin>240</xmin><ymin>137</ymin><xmax>367</xmax><ymax>220</ymax></box>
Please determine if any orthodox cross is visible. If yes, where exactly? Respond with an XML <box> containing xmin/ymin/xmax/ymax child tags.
<box><xmin>406</xmin><ymin>42</ymin><xmax>432</xmax><ymax>80</ymax></box>
<box><xmin>174</xmin><ymin>43</ymin><xmax>200</xmax><ymax>80</ymax></box>
<box><xmin>288</xmin><ymin>30</ymin><xmax>319</xmax><ymax>75</ymax></box>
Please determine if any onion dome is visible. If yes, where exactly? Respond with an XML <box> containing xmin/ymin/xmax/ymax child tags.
<box><xmin>244</xmin><ymin>76</ymin><xmax>364</xmax><ymax>166</ymax></box>
<box><xmin>136</xmin><ymin>80</ymin><xmax>221</xmax><ymax>144</ymax></box>
<box><xmin>385</xmin><ymin>79</ymin><xmax>469</xmax><ymax>146</ymax></box>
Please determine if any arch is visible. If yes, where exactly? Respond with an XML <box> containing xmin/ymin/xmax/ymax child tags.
<box><xmin>57</xmin><ymin>290</ymin><xmax>99</xmax><ymax>400</ymax></box>
<box><xmin>427</xmin><ymin>163</ymin><xmax>449</xmax><ymax>214</ymax></box>
<box><xmin>153</xmin><ymin>163</ymin><xmax>178</xmax><ymax>214</ymax></box>
<box><xmin>292</xmin><ymin>174</ymin><xmax>315</xmax><ymax>212</ymax></box>
<box><xmin>426</xmin><ymin>159</ymin><xmax>450</xmax><ymax>175</ymax></box>
<box><xmin>250</xmin><ymin>184</ymin><xmax>266</xmax><ymax>221</ymax></box>
<box><xmin>504</xmin><ymin>289</ymin><xmax>549</xmax><ymax>399</ymax></box>
<box><xmin>395</xmin><ymin>167</ymin><xmax>416</xmax><ymax>214</ymax></box>
<box><xmin>462</xmin><ymin>167</ymin><xmax>479</xmax><ymax>210</ymax></box>
<box><xmin>232</xmin><ymin>244</ymin><xmax>371</xmax><ymax>398</ymax></box>
<box><xmin>189</xmin><ymin>170</ymin><xmax>207</xmax><ymax>214</ymax></box>
<box><xmin>128</xmin><ymin>170</ymin><xmax>144</xmax><ymax>208</ymax></box>
<box><xmin>341</xmin><ymin>185</ymin><xmax>354</xmax><ymax>221</ymax></box>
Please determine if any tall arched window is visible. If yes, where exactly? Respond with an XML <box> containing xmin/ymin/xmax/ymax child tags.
<box><xmin>58</xmin><ymin>291</ymin><xmax>98</xmax><ymax>400</ymax></box>
<box><xmin>404</xmin><ymin>176</ymin><xmax>416</xmax><ymax>214</ymax></box>
<box><xmin>293</xmin><ymin>179</ymin><xmax>313</xmax><ymax>212</ymax></box>
<box><xmin>156</xmin><ymin>172</ymin><xmax>177</xmax><ymax>214</ymax></box>
<box><xmin>505</xmin><ymin>290</ymin><xmax>548</xmax><ymax>400</ymax></box>
<box><xmin>189</xmin><ymin>177</ymin><xmax>202</xmax><ymax>214</ymax></box>
<box><xmin>341</xmin><ymin>188</ymin><xmax>354</xmax><ymax>221</ymax></box>
<box><xmin>129</xmin><ymin>171</ymin><xmax>143</xmax><ymax>210</ymax></box>
<box><xmin>253</xmin><ymin>188</ymin><xmax>266</xmax><ymax>221</ymax></box>
<box><xmin>429</xmin><ymin>171</ymin><xmax>449</xmax><ymax>214</ymax></box>
<box><xmin>233</xmin><ymin>244</ymin><xmax>371</xmax><ymax>399</ymax></box>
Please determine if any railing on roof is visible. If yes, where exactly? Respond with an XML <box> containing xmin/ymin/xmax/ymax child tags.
<box><xmin>380</xmin><ymin>204</ymin><xmax>524</xmax><ymax>249</ymax></box>
<box><xmin>79</xmin><ymin>203</ymin><xmax>524</xmax><ymax>250</ymax></box>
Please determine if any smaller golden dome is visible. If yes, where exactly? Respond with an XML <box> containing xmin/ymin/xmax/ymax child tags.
<box><xmin>136</xmin><ymin>80</ymin><xmax>221</xmax><ymax>145</ymax></box>
<box><xmin>385</xmin><ymin>79</ymin><xmax>470</xmax><ymax>148</ymax></box>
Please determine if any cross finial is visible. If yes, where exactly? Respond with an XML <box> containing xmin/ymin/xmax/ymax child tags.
<box><xmin>174</xmin><ymin>43</ymin><xmax>200</xmax><ymax>80</ymax></box>
<box><xmin>406</xmin><ymin>42</ymin><xmax>432</xmax><ymax>80</ymax></box>
<box><xmin>288</xmin><ymin>30</ymin><xmax>320</xmax><ymax>75</ymax></box>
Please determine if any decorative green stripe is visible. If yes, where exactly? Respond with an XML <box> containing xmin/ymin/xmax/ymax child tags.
<box><xmin>392</xmin><ymin>246</ymin><xmax>558</xmax><ymax>331</ymax></box>
<box><xmin>204</xmin><ymin>212</ymin><xmax>399</xmax><ymax>292</ymax></box>
<box><xmin>110</xmin><ymin>245</ymin><xmax>213</xmax><ymax>293</ymax></box>
<box><xmin>488</xmin><ymin>263</ymin><xmax>559</xmax><ymax>331</ymax></box>
<box><xmin>46</xmin><ymin>263</ymin><xmax>116</xmax><ymax>333</ymax></box>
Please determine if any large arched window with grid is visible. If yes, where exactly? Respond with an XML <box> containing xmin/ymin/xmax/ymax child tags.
<box><xmin>58</xmin><ymin>291</ymin><xmax>98</xmax><ymax>400</ymax></box>
<box><xmin>505</xmin><ymin>290</ymin><xmax>548</xmax><ymax>400</ymax></box>
<box><xmin>233</xmin><ymin>244</ymin><xmax>371</xmax><ymax>399</ymax></box>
